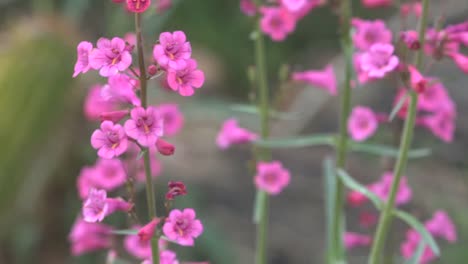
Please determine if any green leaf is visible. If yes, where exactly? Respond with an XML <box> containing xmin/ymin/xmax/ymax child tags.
<box><xmin>255</xmin><ymin>134</ymin><xmax>335</xmax><ymax>148</ymax></box>
<box><xmin>337</xmin><ymin>169</ymin><xmax>383</xmax><ymax>210</ymax></box>
<box><xmin>349</xmin><ymin>142</ymin><xmax>431</xmax><ymax>159</ymax></box>
<box><xmin>253</xmin><ymin>190</ymin><xmax>267</xmax><ymax>223</ymax></box>
<box><xmin>323</xmin><ymin>158</ymin><xmax>337</xmax><ymax>262</ymax></box>
<box><xmin>404</xmin><ymin>241</ymin><xmax>427</xmax><ymax>264</ymax></box>
<box><xmin>389</xmin><ymin>92</ymin><xmax>409</xmax><ymax>121</ymax></box>
<box><xmin>393</xmin><ymin>210</ymin><xmax>440</xmax><ymax>256</ymax></box>
<box><xmin>230</xmin><ymin>104</ymin><xmax>300</xmax><ymax>120</ymax></box>
<box><xmin>111</xmin><ymin>229</ymin><xmax>138</xmax><ymax>236</ymax></box>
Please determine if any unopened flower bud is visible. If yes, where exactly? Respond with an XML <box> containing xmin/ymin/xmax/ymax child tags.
<box><xmin>156</xmin><ymin>139</ymin><xmax>175</xmax><ymax>156</ymax></box>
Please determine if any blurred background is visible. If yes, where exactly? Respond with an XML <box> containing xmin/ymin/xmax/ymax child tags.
<box><xmin>0</xmin><ymin>0</ymin><xmax>467</xmax><ymax>263</ymax></box>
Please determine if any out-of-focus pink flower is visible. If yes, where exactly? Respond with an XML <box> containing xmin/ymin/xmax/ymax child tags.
<box><xmin>448</xmin><ymin>52</ymin><xmax>468</xmax><ymax>73</ymax></box>
<box><xmin>124</xmin><ymin>32</ymin><xmax>136</xmax><ymax>47</ymax></box>
<box><xmin>401</xmin><ymin>30</ymin><xmax>421</xmax><ymax>50</ymax></box>
<box><xmin>360</xmin><ymin>43</ymin><xmax>399</xmax><ymax>78</ymax></box>
<box><xmin>163</xmin><ymin>208</ymin><xmax>203</xmax><ymax>246</ymax></box>
<box><xmin>354</xmin><ymin>53</ymin><xmax>374</xmax><ymax>84</ymax></box>
<box><xmin>359</xmin><ymin>211</ymin><xmax>378</xmax><ymax>228</ymax></box>
<box><xmin>166</xmin><ymin>181</ymin><xmax>188</xmax><ymax>200</ymax></box>
<box><xmin>126</xmin><ymin>0</ymin><xmax>151</xmax><ymax>13</ymax></box>
<box><xmin>421</xmin><ymin>110</ymin><xmax>456</xmax><ymax>143</ymax></box>
<box><xmin>369</xmin><ymin>172</ymin><xmax>412</xmax><ymax>206</ymax></box>
<box><xmin>166</xmin><ymin>59</ymin><xmax>205</xmax><ymax>96</ymax></box>
<box><xmin>425</xmin><ymin>210</ymin><xmax>457</xmax><ymax>242</ymax></box>
<box><xmin>259</xmin><ymin>6</ymin><xmax>297</xmax><ymax>42</ymax></box>
<box><xmin>124</xmin><ymin>106</ymin><xmax>164</xmax><ymax>147</ymax></box>
<box><xmin>361</xmin><ymin>0</ymin><xmax>392</xmax><ymax>8</ymax></box>
<box><xmin>156</xmin><ymin>139</ymin><xmax>175</xmax><ymax>156</ymax></box>
<box><xmin>408</xmin><ymin>65</ymin><xmax>428</xmax><ymax>93</ymax></box>
<box><xmin>352</xmin><ymin>19</ymin><xmax>392</xmax><ymax>50</ymax></box>
<box><xmin>73</xmin><ymin>41</ymin><xmax>93</xmax><ymax>77</ymax></box>
<box><xmin>156</xmin><ymin>104</ymin><xmax>184</xmax><ymax>136</ymax></box>
<box><xmin>156</xmin><ymin>0</ymin><xmax>172</xmax><ymax>13</ymax></box>
<box><xmin>138</xmin><ymin>218</ymin><xmax>161</xmax><ymax>242</ymax></box>
<box><xmin>347</xmin><ymin>190</ymin><xmax>367</xmax><ymax>207</ymax></box>
<box><xmin>153</xmin><ymin>31</ymin><xmax>192</xmax><ymax>70</ymax></box>
<box><xmin>125</xmin><ymin>226</ymin><xmax>151</xmax><ymax>259</ymax></box>
<box><xmin>344</xmin><ymin>232</ymin><xmax>372</xmax><ymax>249</ymax></box>
<box><xmin>82</xmin><ymin>188</ymin><xmax>108</xmax><ymax>223</ymax></box>
<box><xmin>216</xmin><ymin>118</ymin><xmax>258</xmax><ymax>149</ymax></box>
<box><xmin>101</xmin><ymin>73</ymin><xmax>141</xmax><ymax>106</ymax></box>
<box><xmin>84</xmin><ymin>85</ymin><xmax>118</xmax><ymax>121</ymax></box>
<box><xmin>292</xmin><ymin>64</ymin><xmax>337</xmax><ymax>95</ymax></box>
<box><xmin>401</xmin><ymin>229</ymin><xmax>436</xmax><ymax>263</ymax></box>
<box><xmin>348</xmin><ymin>106</ymin><xmax>378</xmax><ymax>142</ymax></box>
<box><xmin>254</xmin><ymin>161</ymin><xmax>291</xmax><ymax>195</ymax></box>
<box><xmin>100</xmin><ymin>109</ymin><xmax>130</xmax><ymax>123</ymax></box>
<box><xmin>89</xmin><ymin>37</ymin><xmax>132</xmax><ymax>77</ymax></box>
<box><xmin>68</xmin><ymin>217</ymin><xmax>112</xmax><ymax>256</ymax></box>
<box><xmin>91</xmin><ymin>121</ymin><xmax>129</xmax><ymax>159</ymax></box>
<box><xmin>281</xmin><ymin>0</ymin><xmax>307</xmax><ymax>12</ymax></box>
<box><xmin>77</xmin><ymin>166</ymin><xmax>99</xmax><ymax>199</ymax></box>
<box><xmin>240</xmin><ymin>0</ymin><xmax>256</xmax><ymax>16</ymax></box>
<box><xmin>142</xmin><ymin>250</ymin><xmax>179</xmax><ymax>264</ymax></box>
<box><xmin>93</xmin><ymin>158</ymin><xmax>127</xmax><ymax>190</ymax></box>
<box><xmin>417</xmin><ymin>81</ymin><xmax>452</xmax><ymax>112</ymax></box>
<box><xmin>401</xmin><ymin>2</ymin><xmax>422</xmax><ymax>17</ymax></box>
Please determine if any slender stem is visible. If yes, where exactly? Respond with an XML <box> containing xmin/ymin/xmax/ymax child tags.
<box><xmin>135</xmin><ymin>13</ymin><xmax>159</xmax><ymax>264</ymax></box>
<box><xmin>252</xmin><ymin>0</ymin><xmax>271</xmax><ymax>263</ymax></box>
<box><xmin>368</xmin><ymin>2</ymin><xmax>429</xmax><ymax>262</ymax></box>
<box><xmin>330</xmin><ymin>0</ymin><xmax>353</xmax><ymax>262</ymax></box>
<box><xmin>367</xmin><ymin>92</ymin><xmax>418</xmax><ymax>264</ymax></box>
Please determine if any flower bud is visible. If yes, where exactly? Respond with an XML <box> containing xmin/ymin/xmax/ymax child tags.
<box><xmin>156</xmin><ymin>139</ymin><xmax>175</xmax><ymax>156</ymax></box>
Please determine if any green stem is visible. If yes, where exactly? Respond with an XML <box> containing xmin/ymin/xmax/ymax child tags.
<box><xmin>367</xmin><ymin>92</ymin><xmax>418</xmax><ymax>264</ymax></box>
<box><xmin>135</xmin><ymin>13</ymin><xmax>159</xmax><ymax>264</ymax></box>
<box><xmin>330</xmin><ymin>0</ymin><xmax>353</xmax><ymax>262</ymax></box>
<box><xmin>252</xmin><ymin>0</ymin><xmax>271</xmax><ymax>263</ymax></box>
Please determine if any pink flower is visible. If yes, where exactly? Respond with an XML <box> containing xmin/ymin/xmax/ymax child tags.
<box><xmin>166</xmin><ymin>181</ymin><xmax>187</xmax><ymax>200</ymax></box>
<box><xmin>84</xmin><ymin>85</ymin><xmax>117</xmax><ymax>121</ymax></box>
<box><xmin>422</xmin><ymin>110</ymin><xmax>456</xmax><ymax>143</ymax></box>
<box><xmin>153</xmin><ymin>31</ymin><xmax>192</xmax><ymax>70</ymax></box>
<box><xmin>347</xmin><ymin>190</ymin><xmax>367</xmax><ymax>207</ymax></box>
<box><xmin>77</xmin><ymin>166</ymin><xmax>99</xmax><ymax>199</ymax></box>
<box><xmin>361</xmin><ymin>0</ymin><xmax>392</xmax><ymax>8</ymax></box>
<box><xmin>344</xmin><ymin>232</ymin><xmax>372</xmax><ymax>249</ymax></box>
<box><xmin>125</xmin><ymin>226</ymin><xmax>151</xmax><ymax>259</ymax></box>
<box><xmin>166</xmin><ymin>59</ymin><xmax>205</xmax><ymax>96</ymax></box>
<box><xmin>425</xmin><ymin>210</ymin><xmax>457</xmax><ymax>242</ymax></box>
<box><xmin>259</xmin><ymin>6</ymin><xmax>297</xmax><ymax>42</ymax></box>
<box><xmin>73</xmin><ymin>41</ymin><xmax>93</xmax><ymax>77</ymax></box>
<box><xmin>216</xmin><ymin>118</ymin><xmax>258</xmax><ymax>149</ymax></box>
<box><xmin>401</xmin><ymin>229</ymin><xmax>436</xmax><ymax>263</ymax></box>
<box><xmin>142</xmin><ymin>250</ymin><xmax>179</xmax><ymax>264</ymax></box>
<box><xmin>91</xmin><ymin>121</ymin><xmax>129</xmax><ymax>159</ymax></box>
<box><xmin>292</xmin><ymin>64</ymin><xmax>337</xmax><ymax>95</ymax></box>
<box><xmin>124</xmin><ymin>32</ymin><xmax>137</xmax><ymax>47</ymax></box>
<box><xmin>240</xmin><ymin>0</ymin><xmax>256</xmax><ymax>16</ymax></box>
<box><xmin>126</xmin><ymin>0</ymin><xmax>151</xmax><ymax>13</ymax></box>
<box><xmin>138</xmin><ymin>218</ymin><xmax>161</xmax><ymax>242</ymax></box>
<box><xmin>352</xmin><ymin>19</ymin><xmax>392</xmax><ymax>50</ymax></box>
<box><xmin>401</xmin><ymin>2</ymin><xmax>422</xmax><ymax>17</ymax></box>
<box><xmin>68</xmin><ymin>217</ymin><xmax>112</xmax><ymax>256</ymax></box>
<box><xmin>156</xmin><ymin>139</ymin><xmax>175</xmax><ymax>156</ymax></box>
<box><xmin>359</xmin><ymin>43</ymin><xmax>399</xmax><ymax>78</ymax></box>
<box><xmin>89</xmin><ymin>37</ymin><xmax>132</xmax><ymax>77</ymax></box>
<box><xmin>281</xmin><ymin>0</ymin><xmax>307</xmax><ymax>12</ymax></box>
<box><xmin>100</xmin><ymin>109</ymin><xmax>130</xmax><ymax>123</ymax></box>
<box><xmin>408</xmin><ymin>65</ymin><xmax>428</xmax><ymax>94</ymax></box>
<box><xmin>93</xmin><ymin>158</ymin><xmax>127</xmax><ymax>190</ymax></box>
<box><xmin>82</xmin><ymin>188</ymin><xmax>109</xmax><ymax>222</ymax></box>
<box><xmin>163</xmin><ymin>208</ymin><xmax>203</xmax><ymax>246</ymax></box>
<box><xmin>254</xmin><ymin>161</ymin><xmax>291</xmax><ymax>195</ymax></box>
<box><xmin>417</xmin><ymin>80</ymin><xmax>452</xmax><ymax>112</ymax></box>
<box><xmin>400</xmin><ymin>30</ymin><xmax>421</xmax><ymax>50</ymax></box>
<box><xmin>348</xmin><ymin>106</ymin><xmax>378</xmax><ymax>142</ymax></box>
<box><xmin>101</xmin><ymin>73</ymin><xmax>141</xmax><ymax>106</ymax></box>
<box><xmin>369</xmin><ymin>172</ymin><xmax>412</xmax><ymax>206</ymax></box>
<box><xmin>156</xmin><ymin>103</ymin><xmax>184</xmax><ymax>136</ymax></box>
<box><xmin>124</xmin><ymin>107</ymin><xmax>164</xmax><ymax>147</ymax></box>
<box><xmin>448</xmin><ymin>52</ymin><xmax>468</xmax><ymax>73</ymax></box>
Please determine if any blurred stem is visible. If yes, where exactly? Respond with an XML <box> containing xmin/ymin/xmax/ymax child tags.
<box><xmin>252</xmin><ymin>0</ymin><xmax>271</xmax><ymax>263</ymax></box>
<box><xmin>330</xmin><ymin>0</ymin><xmax>353</xmax><ymax>262</ymax></box>
<box><xmin>368</xmin><ymin>2</ymin><xmax>428</xmax><ymax>262</ymax></box>
<box><xmin>135</xmin><ymin>13</ymin><xmax>159</xmax><ymax>264</ymax></box>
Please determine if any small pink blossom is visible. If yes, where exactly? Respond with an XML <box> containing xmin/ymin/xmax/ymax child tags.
<box><xmin>408</xmin><ymin>65</ymin><xmax>428</xmax><ymax>93</ymax></box>
<box><xmin>166</xmin><ymin>181</ymin><xmax>188</xmax><ymax>200</ymax></box>
<box><xmin>359</xmin><ymin>43</ymin><xmax>399</xmax><ymax>78</ymax></box>
<box><xmin>348</xmin><ymin>106</ymin><xmax>378</xmax><ymax>142</ymax></box>
<box><xmin>216</xmin><ymin>118</ymin><xmax>258</xmax><ymax>149</ymax></box>
<box><xmin>101</xmin><ymin>73</ymin><xmax>141</xmax><ymax>106</ymax></box>
<box><xmin>69</xmin><ymin>217</ymin><xmax>112</xmax><ymax>256</ymax></box>
<box><xmin>344</xmin><ymin>232</ymin><xmax>372</xmax><ymax>249</ymax></box>
<box><xmin>125</xmin><ymin>226</ymin><xmax>151</xmax><ymax>259</ymax></box>
<box><xmin>142</xmin><ymin>250</ymin><xmax>179</xmax><ymax>264</ymax></box>
<box><xmin>352</xmin><ymin>19</ymin><xmax>392</xmax><ymax>50</ymax></box>
<box><xmin>347</xmin><ymin>190</ymin><xmax>367</xmax><ymax>207</ymax></box>
<box><xmin>138</xmin><ymin>218</ymin><xmax>161</xmax><ymax>242</ymax></box>
<box><xmin>254</xmin><ymin>161</ymin><xmax>291</xmax><ymax>195</ymax></box>
<box><xmin>84</xmin><ymin>85</ymin><xmax>117</xmax><ymax>121</ymax></box>
<box><xmin>153</xmin><ymin>31</ymin><xmax>192</xmax><ymax>70</ymax></box>
<box><xmin>100</xmin><ymin>109</ymin><xmax>130</xmax><ymax>123</ymax></box>
<box><xmin>125</xmin><ymin>106</ymin><xmax>164</xmax><ymax>147</ymax></box>
<box><xmin>124</xmin><ymin>32</ymin><xmax>137</xmax><ymax>47</ymax></box>
<box><xmin>166</xmin><ymin>59</ymin><xmax>205</xmax><ymax>96</ymax></box>
<box><xmin>448</xmin><ymin>52</ymin><xmax>468</xmax><ymax>73</ymax></box>
<box><xmin>93</xmin><ymin>158</ymin><xmax>127</xmax><ymax>190</ymax></box>
<box><xmin>401</xmin><ymin>2</ymin><xmax>422</xmax><ymax>17</ymax></box>
<box><xmin>259</xmin><ymin>6</ymin><xmax>297</xmax><ymax>42</ymax></box>
<box><xmin>156</xmin><ymin>103</ymin><xmax>184</xmax><ymax>136</ymax></box>
<box><xmin>77</xmin><ymin>166</ymin><xmax>99</xmax><ymax>199</ymax></box>
<box><xmin>425</xmin><ymin>210</ymin><xmax>457</xmax><ymax>242</ymax></box>
<box><xmin>73</xmin><ymin>41</ymin><xmax>93</xmax><ymax>77</ymax></box>
<box><xmin>82</xmin><ymin>188</ymin><xmax>109</xmax><ymax>222</ymax></box>
<box><xmin>163</xmin><ymin>208</ymin><xmax>203</xmax><ymax>246</ymax></box>
<box><xmin>421</xmin><ymin>110</ymin><xmax>456</xmax><ymax>143</ymax></box>
<box><xmin>417</xmin><ymin>80</ymin><xmax>453</xmax><ymax>112</ymax></box>
<box><xmin>89</xmin><ymin>37</ymin><xmax>132</xmax><ymax>77</ymax></box>
<box><xmin>156</xmin><ymin>139</ymin><xmax>175</xmax><ymax>156</ymax></box>
<box><xmin>369</xmin><ymin>172</ymin><xmax>412</xmax><ymax>206</ymax></box>
<box><xmin>240</xmin><ymin>0</ymin><xmax>256</xmax><ymax>16</ymax></box>
<box><xmin>91</xmin><ymin>121</ymin><xmax>129</xmax><ymax>159</ymax></box>
<box><xmin>361</xmin><ymin>0</ymin><xmax>392</xmax><ymax>8</ymax></box>
<box><xmin>401</xmin><ymin>229</ymin><xmax>436</xmax><ymax>263</ymax></box>
<box><xmin>400</xmin><ymin>30</ymin><xmax>421</xmax><ymax>50</ymax></box>
<box><xmin>281</xmin><ymin>0</ymin><xmax>307</xmax><ymax>12</ymax></box>
<box><xmin>126</xmin><ymin>0</ymin><xmax>151</xmax><ymax>13</ymax></box>
<box><xmin>292</xmin><ymin>64</ymin><xmax>337</xmax><ymax>95</ymax></box>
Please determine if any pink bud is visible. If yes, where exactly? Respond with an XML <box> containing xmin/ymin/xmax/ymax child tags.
<box><xmin>100</xmin><ymin>110</ymin><xmax>130</xmax><ymax>123</ymax></box>
<box><xmin>166</xmin><ymin>181</ymin><xmax>187</xmax><ymax>200</ymax></box>
<box><xmin>148</xmin><ymin>65</ymin><xmax>159</xmax><ymax>76</ymax></box>
<box><xmin>400</xmin><ymin>30</ymin><xmax>420</xmax><ymax>50</ymax></box>
<box><xmin>408</xmin><ymin>65</ymin><xmax>427</xmax><ymax>93</ymax></box>
<box><xmin>156</xmin><ymin>139</ymin><xmax>175</xmax><ymax>156</ymax></box>
<box><xmin>138</xmin><ymin>218</ymin><xmax>160</xmax><ymax>242</ymax></box>
<box><xmin>347</xmin><ymin>191</ymin><xmax>367</xmax><ymax>207</ymax></box>
<box><xmin>126</xmin><ymin>0</ymin><xmax>151</xmax><ymax>13</ymax></box>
